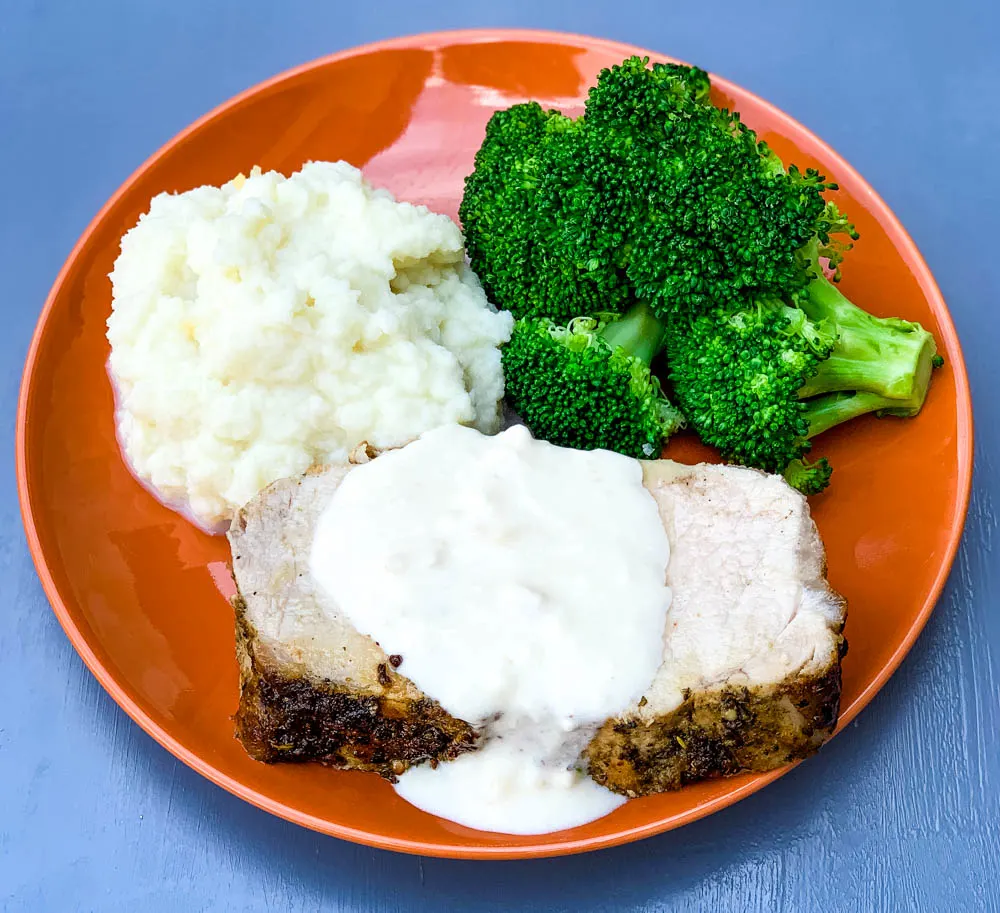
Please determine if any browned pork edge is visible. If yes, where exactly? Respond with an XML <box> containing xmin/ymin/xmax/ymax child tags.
<box><xmin>233</xmin><ymin>582</ymin><xmax>845</xmax><ymax>793</ymax></box>
<box><xmin>586</xmin><ymin>641</ymin><xmax>846</xmax><ymax>796</ymax></box>
<box><xmin>232</xmin><ymin>596</ymin><xmax>476</xmax><ymax>778</ymax></box>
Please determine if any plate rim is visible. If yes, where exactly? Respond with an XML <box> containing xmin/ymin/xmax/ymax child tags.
<box><xmin>16</xmin><ymin>27</ymin><xmax>975</xmax><ymax>859</ymax></box>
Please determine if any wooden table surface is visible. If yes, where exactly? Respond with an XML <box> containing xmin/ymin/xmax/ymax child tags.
<box><xmin>2</xmin><ymin>1</ymin><xmax>998</xmax><ymax>909</ymax></box>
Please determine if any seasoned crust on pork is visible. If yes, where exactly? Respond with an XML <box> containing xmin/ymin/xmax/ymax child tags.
<box><xmin>228</xmin><ymin>457</ymin><xmax>846</xmax><ymax>794</ymax></box>
<box><xmin>586</xmin><ymin>666</ymin><xmax>843</xmax><ymax>794</ymax></box>
<box><xmin>229</xmin><ymin>468</ymin><xmax>475</xmax><ymax>776</ymax></box>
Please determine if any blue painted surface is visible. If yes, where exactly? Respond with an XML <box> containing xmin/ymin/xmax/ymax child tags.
<box><xmin>2</xmin><ymin>1</ymin><xmax>999</xmax><ymax>909</ymax></box>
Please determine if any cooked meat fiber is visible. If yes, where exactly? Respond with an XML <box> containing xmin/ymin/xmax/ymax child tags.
<box><xmin>228</xmin><ymin>459</ymin><xmax>846</xmax><ymax>794</ymax></box>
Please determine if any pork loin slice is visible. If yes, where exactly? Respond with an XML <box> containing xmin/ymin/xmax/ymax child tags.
<box><xmin>228</xmin><ymin>459</ymin><xmax>846</xmax><ymax>791</ymax></box>
<box><xmin>585</xmin><ymin>461</ymin><xmax>846</xmax><ymax>795</ymax></box>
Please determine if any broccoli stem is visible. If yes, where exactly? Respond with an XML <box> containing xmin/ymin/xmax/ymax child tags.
<box><xmin>599</xmin><ymin>301</ymin><xmax>667</xmax><ymax>365</ymax></box>
<box><xmin>796</xmin><ymin>276</ymin><xmax>937</xmax><ymax>418</ymax></box>
<box><xmin>803</xmin><ymin>391</ymin><xmax>901</xmax><ymax>438</ymax></box>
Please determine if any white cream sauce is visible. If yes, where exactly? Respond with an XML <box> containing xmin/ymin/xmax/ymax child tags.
<box><xmin>309</xmin><ymin>424</ymin><xmax>671</xmax><ymax>834</ymax></box>
<box><xmin>394</xmin><ymin>726</ymin><xmax>626</xmax><ymax>836</ymax></box>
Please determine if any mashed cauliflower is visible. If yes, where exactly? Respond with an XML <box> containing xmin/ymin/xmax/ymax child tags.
<box><xmin>107</xmin><ymin>161</ymin><xmax>513</xmax><ymax>530</ymax></box>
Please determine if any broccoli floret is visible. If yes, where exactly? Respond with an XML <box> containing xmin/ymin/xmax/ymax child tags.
<box><xmin>502</xmin><ymin>302</ymin><xmax>684</xmax><ymax>458</ymax></box>
<box><xmin>782</xmin><ymin>457</ymin><xmax>834</xmax><ymax>497</ymax></box>
<box><xmin>667</xmin><ymin>278</ymin><xmax>938</xmax><ymax>492</ymax></box>
<box><xmin>460</xmin><ymin>103</ymin><xmax>634</xmax><ymax>323</ymax></box>
<box><xmin>465</xmin><ymin>55</ymin><xmax>939</xmax><ymax>488</ymax></box>
<box><xmin>461</xmin><ymin>56</ymin><xmax>849</xmax><ymax>325</ymax></box>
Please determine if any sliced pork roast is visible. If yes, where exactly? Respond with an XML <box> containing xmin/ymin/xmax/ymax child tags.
<box><xmin>228</xmin><ymin>457</ymin><xmax>846</xmax><ymax>794</ymax></box>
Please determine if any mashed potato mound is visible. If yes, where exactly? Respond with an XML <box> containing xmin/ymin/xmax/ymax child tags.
<box><xmin>107</xmin><ymin>161</ymin><xmax>513</xmax><ymax>530</ymax></box>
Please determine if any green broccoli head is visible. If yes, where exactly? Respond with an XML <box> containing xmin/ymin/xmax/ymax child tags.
<box><xmin>459</xmin><ymin>103</ymin><xmax>635</xmax><ymax>323</ymax></box>
<box><xmin>667</xmin><ymin>283</ymin><xmax>939</xmax><ymax>493</ymax></box>
<box><xmin>465</xmin><ymin>55</ymin><xmax>938</xmax><ymax>490</ymax></box>
<box><xmin>782</xmin><ymin>458</ymin><xmax>834</xmax><ymax>496</ymax></box>
<box><xmin>502</xmin><ymin>303</ymin><xmax>684</xmax><ymax>458</ymax></box>
<box><xmin>461</xmin><ymin>56</ymin><xmax>854</xmax><ymax>326</ymax></box>
<box><xmin>667</xmin><ymin>301</ymin><xmax>834</xmax><ymax>485</ymax></box>
<box><xmin>584</xmin><ymin>57</ymin><xmax>712</xmax><ymax>124</ymax></box>
<box><xmin>593</xmin><ymin>60</ymin><xmax>843</xmax><ymax>318</ymax></box>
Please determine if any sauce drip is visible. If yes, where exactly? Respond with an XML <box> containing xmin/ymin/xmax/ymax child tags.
<box><xmin>310</xmin><ymin>424</ymin><xmax>671</xmax><ymax>834</ymax></box>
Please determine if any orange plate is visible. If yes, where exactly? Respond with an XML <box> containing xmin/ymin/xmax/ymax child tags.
<box><xmin>16</xmin><ymin>29</ymin><xmax>973</xmax><ymax>858</ymax></box>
